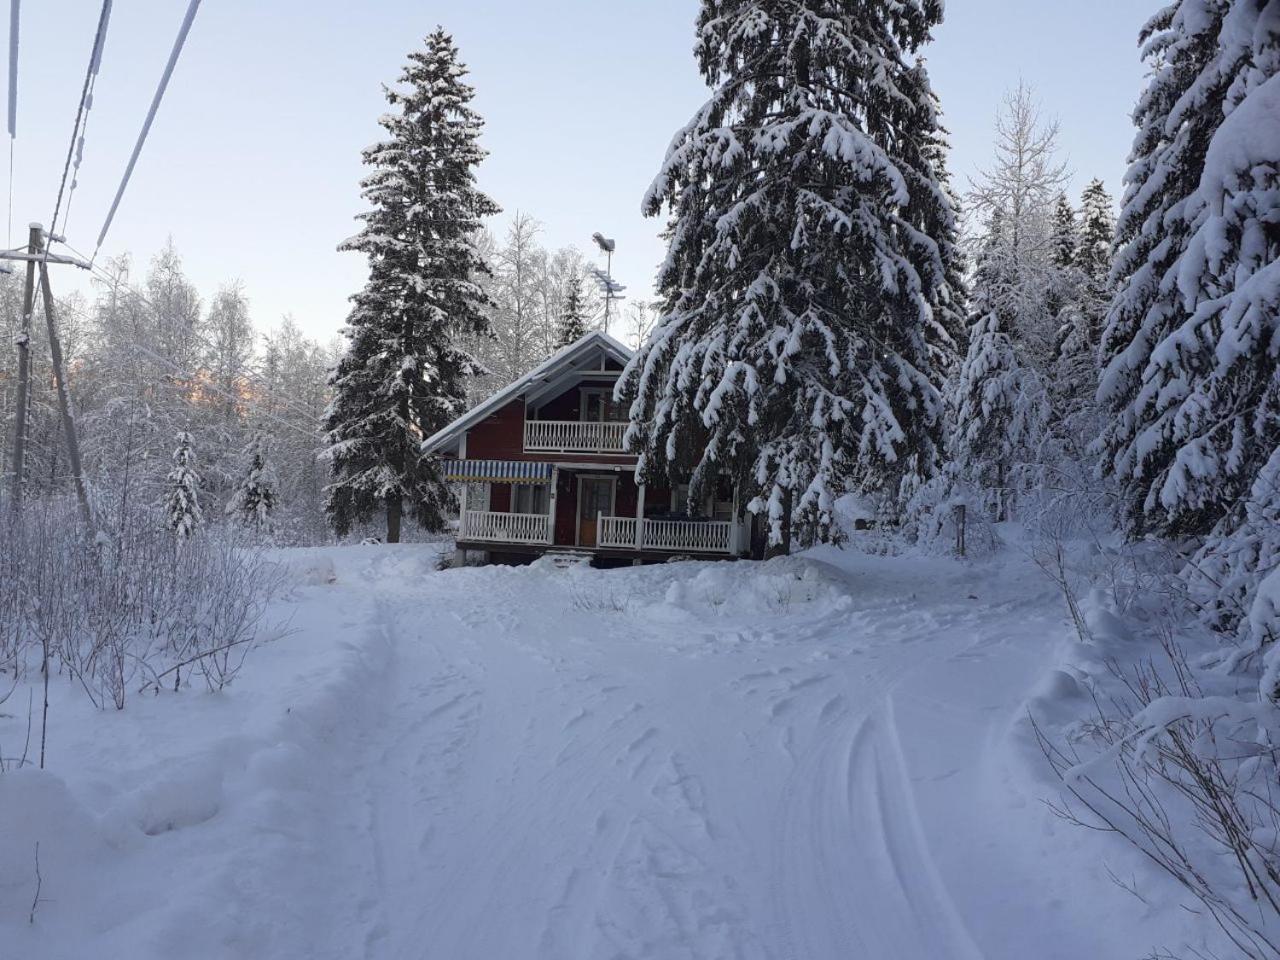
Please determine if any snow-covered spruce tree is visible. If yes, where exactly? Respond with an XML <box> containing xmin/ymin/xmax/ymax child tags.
<box><xmin>1055</xmin><ymin>180</ymin><xmax>1115</xmax><ymax>420</ymax></box>
<box><xmin>165</xmin><ymin>431</ymin><xmax>203</xmax><ymax>539</ymax></box>
<box><xmin>1171</xmin><ymin>4</ymin><xmax>1280</xmax><ymax>674</ymax></box>
<box><xmin>226</xmin><ymin>432</ymin><xmax>276</xmax><ymax>533</ymax></box>
<box><xmin>953</xmin><ymin>224</ymin><xmax>1050</xmax><ymax>522</ymax></box>
<box><xmin>1097</xmin><ymin>1</ymin><xmax>1232</xmax><ymax>536</ymax></box>
<box><xmin>1050</xmin><ymin>193</ymin><xmax>1077</xmax><ymax>272</ymax></box>
<box><xmin>557</xmin><ymin>274</ymin><xmax>588</xmax><ymax>347</ymax></box>
<box><xmin>325</xmin><ymin>28</ymin><xmax>498</xmax><ymax>543</ymax></box>
<box><xmin>619</xmin><ymin>1</ymin><xmax>953</xmax><ymax>547</ymax></box>
<box><xmin>1075</xmin><ymin>178</ymin><xmax>1115</xmax><ymax>296</ymax></box>
<box><xmin>903</xmin><ymin>60</ymin><xmax>968</xmax><ymax>384</ymax></box>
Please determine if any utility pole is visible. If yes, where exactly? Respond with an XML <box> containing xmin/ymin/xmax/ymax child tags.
<box><xmin>38</xmin><ymin>261</ymin><xmax>92</xmax><ymax>525</ymax></box>
<box><xmin>4</xmin><ymin>223</ymin><xmax>94</xmax><ymax>526</ymax></box>
<box><xmin>8</xmin><ymin>222</ymin><xmax>41</xmax><ymax>510</ymax></box>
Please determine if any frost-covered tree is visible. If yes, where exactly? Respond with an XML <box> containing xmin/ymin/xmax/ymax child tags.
<box><xmin>620</xmin><ymin>0</ymin><xmax>954</xmax><ymax>547</ymax></box>
<box><xmin>205</xmin><ymin>283</ymin><xmax>254</xmax><ymax>424</ymax></box>
<box><xmin>165</xmin><ymin>431</ymin><xmax>203</xmax><ymax>539</ymax></box>
<box><xmin>557</xmin><ymin>274</ymin><xmax>588</xmax><ymax>347</ymax></box>
<box><xmin>953</xmin><ymin>227</ymin><xmax>1050</xmax><ymax>520</ymax></box>
<box><xmin>967</xmin><ymin>82</ymin><xmax>1071</xmax><ymax>371</ymax></box>
<box><xmin>226</xmin><ymin>432</ymin><xmax>276</xmax><ymax>532</ymax></box>
<box><xmin>325</xmin><ymin>28</ymin><xmax>498</xmax><ymax>543</ymax></box>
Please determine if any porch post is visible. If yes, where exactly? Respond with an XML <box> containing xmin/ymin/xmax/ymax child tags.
<box><xmin>729</xmin><ymin>480</ymin><xmax>741</xmax><ymax>556</ymax></box>
<box><xmin>457</xmin><ymin>432</ymin><xmax>469</xmax><ymax>539</ymax></box>
<box><xmin>635</xmin><ymin>479</ymin><xmax>646</xmax><ymax>550</ymax></box>
<box><xmin>547</xmin><ymin>466</ymin><xmax>559</xmax><ymax>544</ymax></box>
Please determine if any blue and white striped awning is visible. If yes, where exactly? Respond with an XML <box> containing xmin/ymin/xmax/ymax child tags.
<box><xmin>440</xmin><ymin>459</ymin><xmax>554</xmax><ymax>484</ymax></box>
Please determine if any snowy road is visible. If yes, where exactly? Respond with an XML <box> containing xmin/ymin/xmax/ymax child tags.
<box><xmin>272</xmin><ymin>547</ymin><xmax>1153</xmax><ymax>960</ymax></box>
<box><xmin>3</xmin><ymin>544</ymin><xmax>1176</xmax><ymax>959</ymax></box>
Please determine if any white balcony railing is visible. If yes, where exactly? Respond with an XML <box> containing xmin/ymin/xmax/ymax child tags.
<box><xmin>524</xmin><ymin>420</ymin><xmax>629</xmax><ymax>454</ymax></box>
<box><xmin>461</xmin><ymin>510</ymin><xmax>552</xmax><ymax>545</ymax></box>
<box><xmin>598</xmin><ymin>516</ymin><xmax>639</xmax><ymax>549</ymax></box>
<box><xmin>597</xmin><ymin>515</ymin><xmax>735</xmax><ymax>554</ymax></box>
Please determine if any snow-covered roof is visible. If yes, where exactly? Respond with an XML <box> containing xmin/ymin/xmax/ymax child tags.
<box><xmin>421</xmin><ymin>330</ymin><xmax>633</xmax><ymax>456</ymax></box>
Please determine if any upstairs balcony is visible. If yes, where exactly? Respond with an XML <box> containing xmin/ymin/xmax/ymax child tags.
<box><xmin>524</xmin><ymin>419</ymin><xmax>630</xmax><ymax>454</ymax></box>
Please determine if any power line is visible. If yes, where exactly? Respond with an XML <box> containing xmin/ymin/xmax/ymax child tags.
<box><xmin>59</xmin><ymin>0</ymin><xmax>113</xmax><ymax>239</ymax></box>
<box><xmin>93</xmin><ymin>0</ymin><xmax>201</xmax><ymax>262</ymax></box>
<box><xmin>46</xmin><ymin>0</ymin><xmax>112</xmax><ymax>262</ymax></box>
<box><xmin>7</xmin><ymin>0</ymin><xmax>18</xmax><ymax>247</ymax></box>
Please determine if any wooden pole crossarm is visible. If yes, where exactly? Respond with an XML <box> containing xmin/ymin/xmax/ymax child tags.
<box><xmin>0</xmin><ymin>249</ymin><xmax>92</xmax><ymax>269</ymax></box>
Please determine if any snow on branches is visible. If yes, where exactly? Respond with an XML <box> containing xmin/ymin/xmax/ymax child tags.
<box><xmin>325</xmin><ymin>28</ymin><xmax>499</xmax><ymax>543</ymax></box>
<box><xmin>620</xmin><ymin>0</ymin><xmax>956</xmax><ymax>546</ymax></box>
<box><xmin>165</xmin><ymin>431</ymin><xmax>203</xmax><ymax>539</ymax></box>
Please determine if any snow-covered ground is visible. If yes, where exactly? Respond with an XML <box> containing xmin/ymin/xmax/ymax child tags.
<box><xmin>1</xmin><ymin>539</ymin><xmax>1206</xmax><ymax>958</ymax></box>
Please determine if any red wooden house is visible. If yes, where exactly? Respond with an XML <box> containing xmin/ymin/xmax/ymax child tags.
<box><xmin>422</xmin><ymin>332</ymin><xmax>747</xmax><ymax>564</ymax></box>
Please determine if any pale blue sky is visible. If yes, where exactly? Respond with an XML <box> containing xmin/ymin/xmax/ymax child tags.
<box><xmin>10</xmin><ymin>1</ymin><xmax>1150</xmax><ymax>342</ymax></box>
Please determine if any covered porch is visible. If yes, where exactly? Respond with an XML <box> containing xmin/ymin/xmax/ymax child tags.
<box><xmin>444</xmin><ymin>459</ymin><xmax>744</xmax><ymax>558</ymax></box>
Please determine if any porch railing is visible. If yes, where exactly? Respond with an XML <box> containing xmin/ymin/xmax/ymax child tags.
<box><xmin>597</xmin><ymin>514</ymin><xmax>734</xmax><ymax>554</ymax></box>
<box><xmin>461</xmin><ymin>510</ymin><xmax>552</xmax><ymax>545</ymax></box>
<box><xmin>524</xmin><ymin>419</ymin><xmax>629</xmax><ymax>454</ymax></box>
<box><xmin>598</xmin><ymin>516</ymin><xmax>639</xmax><ymax>549</ymax></box>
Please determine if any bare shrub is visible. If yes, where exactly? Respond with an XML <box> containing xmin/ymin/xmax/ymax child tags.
<box><xmin>1033</xmin><ymin>616</ymin><xmax>1280</xmax><ymax>957</ymax></box>
<box><xmin>0</xmin><ymin>496</ymin><xmax>283</xmax><ymax>721</ymax></box>
<box><xmin>567</xmin><ymin>579</ymin><xmax>630</xmax><ymax>613</ymax></box>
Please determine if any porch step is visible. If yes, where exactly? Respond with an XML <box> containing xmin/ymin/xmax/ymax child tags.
<box><xmin>545</xmin><ymin>548</ymin><xmax>594</xmax><ymax>569</ymax></box>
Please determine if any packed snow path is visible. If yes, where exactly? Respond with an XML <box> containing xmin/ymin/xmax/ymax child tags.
<box><xmin>3</xmin><ymin>544</ymin><xmax>1176</xmax><ymax>959</ymax></box>
<box><xmin>275</xmin><ymin>547</ymin><xmax>1145</xmax><ymax>960</ymax></box>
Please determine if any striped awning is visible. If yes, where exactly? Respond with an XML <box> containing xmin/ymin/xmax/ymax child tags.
<box><xmin>441</xmin><ymin>459</ymin><xmax>554</xmax><ymax>484</ymax></box>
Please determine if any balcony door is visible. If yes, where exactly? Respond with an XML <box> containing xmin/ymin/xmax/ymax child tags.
<box><xmin>580</xmin><ymin>388</ymin><xmax>625</xmax><ymax>423</ymax></box>
<box><xmin>577</xmin><ymin>476</ymin><xmax>616</xmax><ymax>547</ymax></box>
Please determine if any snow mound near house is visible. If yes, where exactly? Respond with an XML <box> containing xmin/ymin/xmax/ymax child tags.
<box><xmin>657</xmin><ymin>556</ymin><xmax>853</xmax><ymax>617</ymax></box>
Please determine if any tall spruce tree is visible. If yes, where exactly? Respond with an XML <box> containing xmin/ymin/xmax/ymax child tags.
<box><xmin>557</xmin><ymin>274</ymin><xmax>588</xmax><ymax>347</ymax></box>
<box><xmin>911</xmin><ymin>62</ymin><xmax>969</xmax><ymax>382</ymax></box>
<box><xmin>1097</xmin><ymin>1</ymin><xmax>1232</xmax><ymax>536</ymax></box>
<box><xmin>1100</xmin><ymin>1</ymin><xmax>1279</xmax><ymax>670</ymax></box>
<box><xmin>619</xmin><ymin>0</ymin><xmax>953</xmax><ymax>547</ymax></box>
<box><xmin>324</xmin><ymin>29</ymin><xmax>499</xmax><ymax>543</ymax></box>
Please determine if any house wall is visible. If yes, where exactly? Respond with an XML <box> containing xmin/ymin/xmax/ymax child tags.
<box><xmin>489</xmin><ymin>484</ymin><xmax>511</xmax><ymax>512</ymax></box>
<box><xmin>464</xmin><ymin>400</ymin><xmax>527</xmax><ymax>460</ymax></box>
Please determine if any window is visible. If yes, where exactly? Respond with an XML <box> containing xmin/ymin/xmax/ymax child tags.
<box><xmin>672</xmin><ymin>478</ymin><xmax>735</xmax><ymax>520</ymax></box>
<box><xmin>580</xmin><ymin>388</ymin><xmax>625</xmax><ymax>422</ymax></box>
<box><xmin>512</xmin><ymin>483</ymin><xmax>549</xmax><ymax>515</ymax></box>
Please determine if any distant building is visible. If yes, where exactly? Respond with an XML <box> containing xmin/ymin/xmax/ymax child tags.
<box><xmin>423</xmin><ymin>332</ymin><xmax>747</xmax><ymax>565</ymax></box>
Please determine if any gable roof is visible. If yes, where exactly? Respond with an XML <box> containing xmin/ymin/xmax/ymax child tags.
<box><xmin>421</xmin><ymin>330</ymin><xmax>634</xmax><ymax>456</ymax></box>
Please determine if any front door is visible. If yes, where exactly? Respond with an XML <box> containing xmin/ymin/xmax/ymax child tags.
<box><xmin>578</xmin><ymin>477</ymin><xmax>614</xmax><ymax>547</ymax></box>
